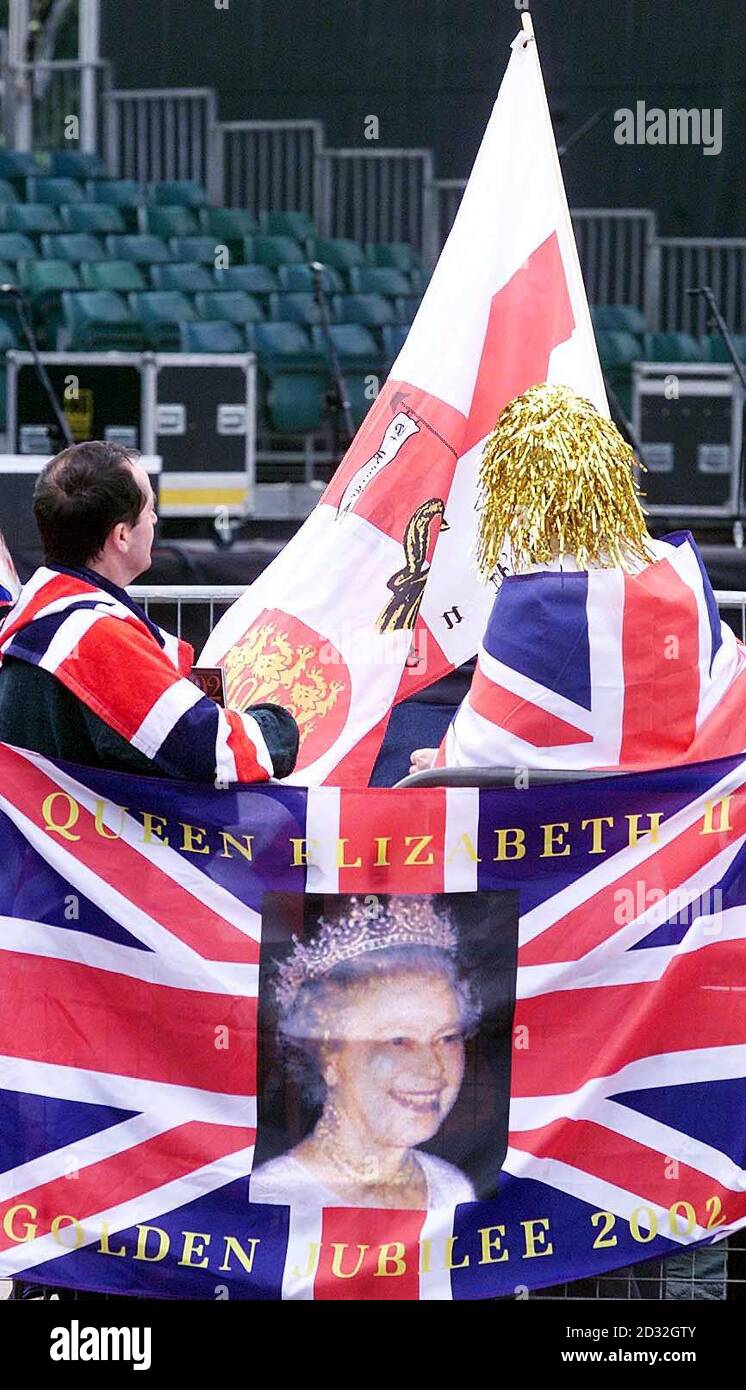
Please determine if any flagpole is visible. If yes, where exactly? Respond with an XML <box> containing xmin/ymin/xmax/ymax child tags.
<box><xmin>516</xmin><ymin>10</ymin><xmax>608</xmax><ymax>413</ymax></box>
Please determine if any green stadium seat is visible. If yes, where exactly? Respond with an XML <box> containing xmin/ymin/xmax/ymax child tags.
<box><xmin>366</xmin><ymin>241</ymin><xmax>422</xmax><ymax>271</ymax></box>
<box><xmin>140</xmin><ymin>205</ymin><xmax>201</xmax><ymax>238</ymax></box>
<box><xmin>20</xmin><ymin>258</ymin><xmax>82</xmax><ymax>301</ymax></box>
<box><xmin>150</xmin><ymin>180</ymin><xmax>208</xmax><ymax>208</ymax></box>
<box><xmin>265</xmin><ymin>373</ymin><xmax>326</xmax><ymax>433</ymax></box>
<box><xmin>0</xmin><ymin>181</ymin><xmax>19</xmax><ymax>206</ymax></box>
<box><xmin>42</xmin><ymin>232</ymin><xmax>106</xmax><ymax>263</ymax></box>
<box><xmin>169</xmin><ymin>236</ymin><xmax>226</xmax><ymax>267</ymax></box>
<box><xmin>381</xmin><ymin>324</ymin><xmax>409</xmax><ymax>361</ymax></box>
<box><xmin>591</xmin><ymin>303</ymin><xmax>647</xmax><ymax>336</ymax></box>
<box><xmin>348</xmin><ymin>265</ymin><xmax>411</xmax><ymax>297</ymax></box>
<box><xmin>0</xmin><ymin>317</ymin><xmax>19</xmax><ymax>352</ymax></box>
<box><xmin>408</xmin><ymin>267</ymin><xmax>431</xmax><ymax>294</ymax></box>
<box><xmin>0</xmin><ymin>234</ymin><xmax>36</xmax><ymax>264</ymax></box>
<box><xmin>260</xmin><ymin>210</ymin><xmax>316</xmax><ymax>242</ymax></box>
<box><xmin>87</xmin><ymin>179</ymin><xmax>144</xmax><ymax>209</ymax></box>
<box><xmin>50</xmin><ymin>151</ymin><xmax>108</xmax><ymax>181</ymax></box>
<box><xmin>396</xmin><ymin>295</ymin><xmax>422</xmax><ymax>324</ymax></box>
<box><xmin>215</xmin><ymin>264</ymin><xmax>279</xmax><ymax>301</ymax></box>
<box><xmin>19</xmin><ymin>259</ymin><xmax>82</xmax><ymax>346</ymax></box>
<box><xmin>194</xmin><ymin>290</ymin><xmax>264</xmax><ymax>325</ymax></box>
<box><xmin>312</xmin><ymin>237</ymin><xmax>365</xmax><ymax>270</ymax></box>
<box><xmin>106</xmin><ymin>234</ymin><xmax>172</xmax><ymax>264</ymax></box>
<box><xmin>87</xmin><ymin>179</ymin><xmax>144</xmax><ymax>228</ymax></box>
<box><xmin>0</xmin><ymin>262</ymin><xmax>18</xmax><ymax>286</ymax></box>
<box><xmin>595</xmin><ymin>329</ymin><xmax>641</xmax><ymax>368</ymax></box>
<box><xmin>181</xmin><ymin>320</ymin><xmax>244</xmax><ymax>353</ymax></box>
<box><xmin>268</xmin><ymin>292</ymin><xmax>321</xmax><ymax>326</ymax></box>
<box><xmin>201</xmin><ymin>207</ymin><xmax>258</xmax><ymax>239</ymax></box>
<box><xmin>0</xmin><ymin>151</ymin><xmax>44</xmax><ymax>183</ymax></box>
<box><xmin>81</xmin><ymin>260</ymin><xmax>148</xmax><ymax>293</ymax></box>
<box><xmin>151</xmin><ymin>262</ymin><xmax>214</xmax><ymax>292</ymax></box>
<box><xmin>253</xmin><ymin>234</ymin><xmax>305</xmax><ymax>268</ymax></box>
<box><xmin>277</xmin><ymin>263</ymin><xmax>343</xmax><ymax>294</ymax></box>
<box><xmin>251</xmin><ymin>320</ymin><xmax>324</xmax><ymax>369</ymax></box>
<box><xmin>2</xmin><ymin>204</ymin><xmax>62</xmax><ymax>234</ymax></box>
<box><xmin>641</xmin><ymin>331</ymin><xmax>704</xmax><ymax>362</ymax></box>
<box><xmin>700</xmin><ymin>334</ymin><xmax>746</xmax><ymax>364</ymax></box>
<box><xmin>595</xmin><ymin>329</ymin><xmax>642</xmax><ymax>415</ymax></box>
<box><xmin>311</xmin><ymin>322</ymin><xmax>380</xmax><ymax>362</ymax></box>
<box><xmin>26</xmin><ymin>177</ymin><xmax>85</xmax><ymax>206</ymax></box>
<box><xmin>333</xmin><ymin>293</ymin><xmax>397</xmax><ymax>327</ymax></box>
<box><xmin>62</xmin><ymin>203</ymin><xmax>127</xmax><ymax>234</ymax></box>
<box><xmin>128</xmin><ymin>290</ymin><xmax>196</xmax><ymax>350</ymax></box>
<box><xmin>61</xmin><ymin>290</ymin><xmax>145</xmax><ymax>351</ymax></box>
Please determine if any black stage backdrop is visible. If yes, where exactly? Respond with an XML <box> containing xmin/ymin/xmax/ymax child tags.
<box><xmin>100</xmin><ymin>0</ymin><xmax>745</xmax><ymax>236</ymax></box>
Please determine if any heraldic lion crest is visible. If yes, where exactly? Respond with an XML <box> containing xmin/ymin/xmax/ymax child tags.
<box><xmin>223</xmin><ymin>620</ymin><xmax>346</xmax><ymax>750</ymax></box>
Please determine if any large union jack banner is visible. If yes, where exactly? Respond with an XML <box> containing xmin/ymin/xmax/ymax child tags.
<box><xmin>1</xmin><ymin>740</ymin><xmax>744</xmax><ymax>1299</ymax></box>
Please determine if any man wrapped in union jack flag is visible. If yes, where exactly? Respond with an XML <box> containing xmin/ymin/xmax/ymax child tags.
<box><xmin>411</xmin><ymin>382</ymin><xmax>746</xmax><ymax>775</ymax></box>
<box><xmin>0</xmin><ymin>442</ymin><xmax>299</xmax><ymax>784</ymax></box>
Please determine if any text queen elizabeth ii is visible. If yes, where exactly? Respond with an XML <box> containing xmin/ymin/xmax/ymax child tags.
<box><xmin>250</xmin><ymin>896</ymin><xmax>480</xmax><ymax>1210</ymax></box>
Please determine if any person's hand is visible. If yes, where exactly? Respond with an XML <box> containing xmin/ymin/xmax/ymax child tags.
<box><xmin>409</xmin><ymin>747</ymin><xmax>437</xmax><ymax>776</ymax></box>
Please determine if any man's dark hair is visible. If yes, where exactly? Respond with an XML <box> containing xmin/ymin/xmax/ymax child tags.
<box><xmin>33</xmin><ymin>441</ymin><xmax>146</xmax><ymax>569</ymax></box>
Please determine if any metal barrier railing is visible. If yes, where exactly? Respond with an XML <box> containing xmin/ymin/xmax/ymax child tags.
<box><xmin>104</xmin><ymin>87</ymin><xmax>221</xmax><ymax>204</ymax></box>
<box><xmin>3</xmin><ymin>57</ymin><xmax>110</xmax><ymax>153</ymax></box>
<box><xmin>126</xmin><ymin>581</ymin><xmax>744</xmax><ymax>656</ymax></box>
<box><xmin>318</xmin><ymin>147</ymin><xmax>437</xmax><ymax>263</ymax></box>
<box><xmin>217</xmin><ymin>119</ymin><xmax>324</xmax><ymax>222</ymax></box>
<box><xmin>658</xmin><ymin>237</ymin><xmax>746</xmax><ymax>335</ymax></box>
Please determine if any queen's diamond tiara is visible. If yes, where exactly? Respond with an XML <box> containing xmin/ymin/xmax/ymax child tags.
<box><xmin>275</xmin><ymin>896</ymin><xmax>457</xmax><ymax>1014</ymax></box>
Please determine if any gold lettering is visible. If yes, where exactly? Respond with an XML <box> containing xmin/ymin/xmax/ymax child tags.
<box><xmin>521</xmin><ymin>1218</ymin><xmax>553</xmax><ymax>1259</ymax></box>
<box><xmin>403</xmin><ymin>835</ymin><xmax>435</xmax><ymax>866</ymax></box>
<box><xmin>94</xmin><ymin>799</ymin><xmax>127</xmax><ymax>840</ymax></box>
<box><xmin>419</xmin><ymin>1238</ymin><xmax>432</xmax><ymax>1274</ymax></box>
<box><xmin>219</xmin><ymin>831</ymin><xmax>254</xmax><ymax>862</ymax></box>
<box><xmin>479</xmin><ymin>1224</ymin><xmax>508</xmax><ymax>1264</ymax></box>
<box><xmin>581</xmin><ymin>815</ymin><xmax>614</xmax><ymax>855</ymax></box>
<box><xmin>98</xmin><ymin>1222</ymin><xmax>127</xmax><ymax>1257</ymax></box>
<box><xmin>51</xmin><ymin>1214</ymin><xmax>83</xmax><ymax>1250</ymax></box>
<box><xmin>625</xmin><ymin>811</ymin><xmax>663</xmax><ymax>847</ymax></box>
<box><xmin>374</xmin><ymin>836</ymin><xmax>391</xmax><ymax>866</ymax></box>
<box><xmin>134</xmin><ymin>1224</ymin><xmax>170</xmax><ymax>1262</ymax></box>
<box><xmin>446</xmin><ymin>832</ymin><xmax>481</xmax><ymax>864</ymax></box>
<box><xmin>42</xmin><ymin>792</ymin><xmax>80</xmax><ymax>841</ymax></box>
<box><xmin>494</xmin><ymin>827</ymin><xmax>525</xmax><ymax>861</ymax></box>
<box><xmin>336</xmin><ymin>838</ymin><xmax>363</xmax><ymax>869</ymax></box>
<box><xmin>179</xmin><ymin>1230</ymin><xmax>212</xmax><ymax>1268</ymax></box>
<box><xmin>540</xmin><ymin>822</ymin><xmax>570</xmax><ymax>858</ymax></box>
<box><xmin>290</xmin><ymin>837</ymin><xmax>316</xmax><ymax>867</ymax></box>
<box><xmin>289</xmin><ymin>1241</ymin><xmax>319</xmax><ymax>1279</ymax></box>
<box><xmin>374</xmin><ymin>1242</ymin><xmax>407</xmax><ymax>1276</ymax></box>
<box><xmin>445</xmin><ymin>1236</ymin><xmax>469</xmax><ymax>1269</ymax></box>
<box><xmin>179</xmin><ymin>823</ymin><xmax>209</xmax><ymax>855</ymax></box>
<box><xmin>701</xmin><ymin>797</ymin><xmax>732</xmax><ymax>835</ymax></box>
<box><xmin>141</xmin><ymin>812</ymin><xmax>169</xmax><ymax>847</ymax></box>
<box><xmin>218</xmin><ymin>1235</ymin><xmax>261</xmax><ymax>1274</ymax></box>
<box><xmin>3</xmin><ymin>1203</ymin><xmax>37</xmax><ymax>1242</ymax></box>
<box><xmin>330</xmin><ymin>1243</ymin><xmax>369</xmax><ymax>1279</ymax></box>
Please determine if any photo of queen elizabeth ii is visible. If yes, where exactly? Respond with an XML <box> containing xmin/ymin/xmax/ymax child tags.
<box><xmin>251</xmin><ymin>892</ymin><xmax>518</xmax><ymax>1210</ymax></box>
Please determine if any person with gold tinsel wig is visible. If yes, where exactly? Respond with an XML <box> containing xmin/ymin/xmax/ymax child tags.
<box><xmin>410</xmin><ymin>381</ymin><xmax>746</xmax><ymax>775</ymax></box>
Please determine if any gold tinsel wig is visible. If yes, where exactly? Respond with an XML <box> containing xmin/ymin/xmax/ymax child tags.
<box><xmin>475</xmin><ymin>382</ymin><xmax>652</xmax><ymax>578</ymax></box>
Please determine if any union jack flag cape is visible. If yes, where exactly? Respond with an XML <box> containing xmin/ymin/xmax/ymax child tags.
<box><xmin>438</xmin><ymin>532</ymin><xmax>746</xmax><ymax>772</ymax></box>
<box><xmin>0</xmin><ymin>567</ymin><xmax>276</xmax><ymax>784</ymax></box>
<box><xmin>0</xmin><ymin>742</ymin><xmax>744</xmax><ymax>1298</ymax></box>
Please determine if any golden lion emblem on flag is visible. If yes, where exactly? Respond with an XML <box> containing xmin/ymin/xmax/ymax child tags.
<box><xmin>223</xmin><ymin>610</ymin><xmax>350</xmax><ymax>769</ymax></box>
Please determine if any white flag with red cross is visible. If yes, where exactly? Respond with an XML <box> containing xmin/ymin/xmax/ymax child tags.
<box><xmin>201</xmin><ymin>17</ymin><xmax>606</xmax><ymax>786</ymax></box>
